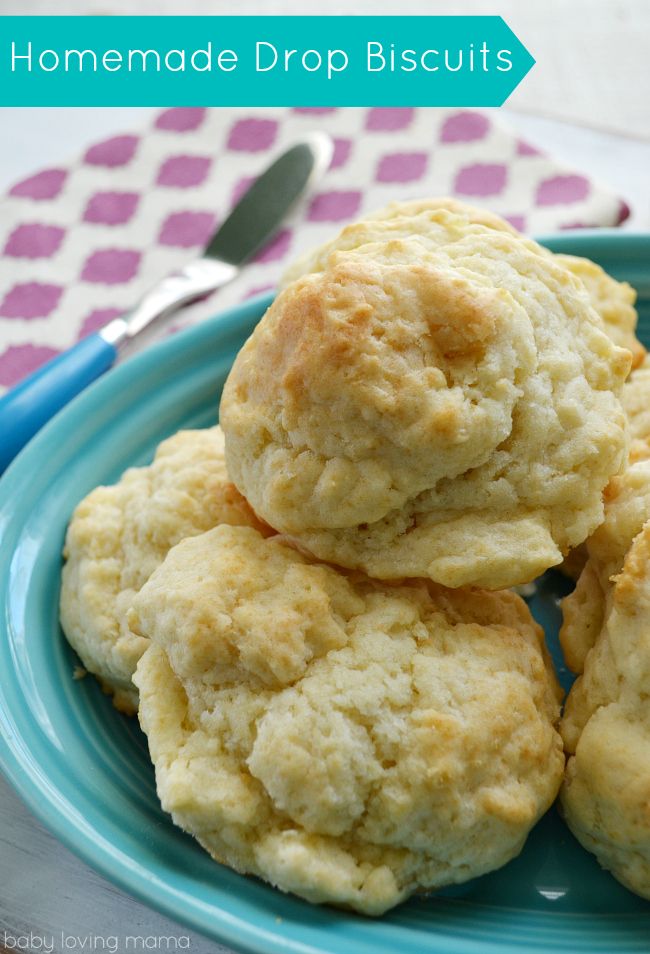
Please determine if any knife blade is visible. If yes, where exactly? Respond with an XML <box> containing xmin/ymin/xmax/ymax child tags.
<box><xmin>206</xmin><ymin>133</ymin><xmax>332</xmax><ymax>267</ymax></box>
<box><xmin>0</xmin><ymin>132</ymin><xmax>333</xmax><ymax>472</ymax></box>
<box><xmin>113</xmin><ymin>131</ymin><xmax>333</xmax><ymax>341</ymax></box>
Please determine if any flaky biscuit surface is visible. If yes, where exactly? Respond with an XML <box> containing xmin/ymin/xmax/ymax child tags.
<box><xmin>222</xmin><ymin>203</ymin><xmax>630</xmax><ymax>589</ymax></box>
<box><xmin>285</xmin><ymin>199</ymin><xmax>644</xmax><ymax>369</ymax></box>
<box><xmin>560</xmin><ymin>356</ymin><xmax>650</xmax><ymax>673</ymax></box>
<box><xmin>554</xmin><ymin>254</ymin><xmax>643</xmax><ymax>370</ymax></box>
<box><xmin>59</xmin><ymin>427</ymin><xmax>266</xmax><ymax>713</ymax></box>
<box><xmin>561</xmin><ymin>523</ymin><xmax>650</xmax><ymax>899</ymax></box>
<box><xmin>132</xmin><ymin>524</ymin><xmax>564</xmax><ymax>915</ymax></box>
<box><xmin>622</xmin><ymin>353</ymin><xmax>650</xmax><ymax>443</ymax></box>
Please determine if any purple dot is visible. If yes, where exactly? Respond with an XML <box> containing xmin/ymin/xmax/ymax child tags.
<box><xmin>440</xmin><ymin>111</ymin><xmax>490</xmax><ymax>143</ymax></box>
<box><xmin>155</xmin><ymin>107</ymin><xmax>207</xmax><ymax>132</ymax></box>
<box><xmin>376</xmin><ymin>152</ymin><xmax>428</xmax><ymax>183</ymax></box>
<box><xmin>503</xmin><ymin>214</ymin><xmax>526</xmax><ymax>233</ymax></box>
<box><xmin>84</xmin><ymin>135</ymin><xmax>139</xmax><ymax>168</ymax></box>
<box><xmin>253</xmin><ymin>228</ymin><xmax>292</xmax><ymax>264</ymax></box>
<box><xmin>517</xmin><ymin>139</ymin><xmax>543</xmax><ymax>157</ymax></box>
<box><xmin>231</xmin><ymin>176</ymin><xmax>256</xmax><ymax>207</ymax></box>
<box><xmin>366</xmin><ymin>108</ymin><xmax>414</xmax><ymax>132</ymax></box>
<box><xmin>9</xmin><ymin>168</ymin><xmax>67</xmax><ymax>201</ymax></box>
<box><xmin>244</xmin><ymin>283</ymin><xmax>275</xmax><ymax>300</ymax></box>
<box><xmin>308</xmin><ymin>191</ymin><xmax>362</xmax><ymax>222</ymax></box>
<box><xmin>559</xmin><ymin>221</ymin><xmax>594</xmax><ymax>230</ymax></box>
<box><xmin>536</xmin><ymin>175</ymin><xmax>590</xmax><ymax>206</ymax></box>
<box><xmin>4</xmin><ymin>223</ymin><xmax>65</xmax><ymax>259</ymax></box>
<box><xmin>157</xmin><ymin>155</ymin><xmax>212</xmax><ymax>188</ymax></box>
<box><xmin>293</xmin><ymin>107</ymin><xmax>338</xmax><ymax>115</ymax></box>
<box><xmin>83</xmin><ymin>191</ymin><xmax>139</xmax><ymax>226</ymax></box>
<box><xmin>227</xmin><ymin>118</ymin><xmax>278</xmax><ymax>152</ymax></box>
<box><xmin>330</xmin><ymin>138</ymin><xmax>352</xmax><ymax>170</ymax></box>
<box><xmin>78</xmin><ymin>307</ymin><xmax>123</xmax><ymax>339</ymax></box>
<box><xmin>81</xmin><ymin>249</ymin><xmax>141</xmax><ymax>285</ymax></box>
<box><xmin>455</xmin><ymin>163</ymin><xmax>508</xmax><ymax>197</ymax></box>
<box><xmin>158</xmin><ymin>211</ymin><xmax>217</xmax><ymax>248</ymax></box>
<box><xmin>616</xmin><ymin>199</ymin><xmax>631</xmax><ymax>225</ymax></box>
<box><xmin>0</xmin><ymin>343</ymin><xmax>61</xmax><ymax>387</ymax></box>
<box><xmin>0</xmin><ymin>282</ymin><xmax>63</xmax><ymax>319</ymax></box>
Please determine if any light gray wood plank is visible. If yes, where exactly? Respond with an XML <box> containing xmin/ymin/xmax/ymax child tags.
<box><xmin>0</xmin><ymin>775</ymin><xmax>233</xmax><ymax>954</ymax></box>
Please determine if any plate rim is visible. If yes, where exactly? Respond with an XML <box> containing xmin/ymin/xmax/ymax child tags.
<box><xmin>1</xmin><ymin>233</ymin><xmax>650</xmax><ymax>954</ymax></box>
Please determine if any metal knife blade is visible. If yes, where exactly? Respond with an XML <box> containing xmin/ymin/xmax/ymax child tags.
<box><xmin>0</xmin><ymin>133</ymin><xmax>334</xmax><ymax>472</ymax></box>
<box><xmin>113</xmin><ymin>132</ymin><xmax>333</xmax><ymax>342</ymax></box>
<box><xmin>205</xmin><ymin>131</ymin><xmax>333</xmax><ymax>266</ymax></box>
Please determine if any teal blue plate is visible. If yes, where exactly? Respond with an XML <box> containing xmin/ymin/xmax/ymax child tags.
<box><xmin>1</xmin><ymin>231</ymin><xmax>650</xmax><ymax>954</ymax></box>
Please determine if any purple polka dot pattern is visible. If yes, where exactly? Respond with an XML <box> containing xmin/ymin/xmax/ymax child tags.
<box><xmin>157</xmin><ymin>155</ymin><xmax>212</xmax><ymax>188</ymax></box>
<box><xmin>536</xmin><ymin>174</ymin><xmax>590</xmax><ymax>206</ymax></box>
<box><xmin>0</xmin><ymin>343</ymin><xmax>61</xmax><ymax>387</ymax></box>
<box><xmin>78</xmin><ymin>307</ymin><xmax>123</xmax><ymax>339</ymax></box>
<box><xmin>330</xmin><ymin>138</ymin><xmax>352</xmax><ymax>170</ymax></box>
<box><xmin>156</xmin><ymin>108</ymin><xmax>207</xmax><ymax>132</ymax></box>
<box><xmin>517</xmin><ymin>139</ymin><xmax>543</xmax><ymax>157</ymax></box>
<box><xmin>84</xmin><ymin>135</ymin><xmax>139</xmax><ymax>168</ymax></box>
<box><xmin>81</xmin><ymin>249</ymin><xmax>141</xmax><ymax>285</ymax></box>
<box><xmin>158</xmin><ymin>211</ymin><xmax>216</xmax><ymax>248</ymax></box>
<box><xmin>253</xmin><ymin>228</ymin><xmax>292</xmax><ymax>264</ymax></box>
<box><xmin>366</xmin><ymin>108</ymin><xmax>414</xmax><ymax>131</ymax></box>
<box><xmin>84</xmin><ymin>192</ymin><xmax>139</xmax><ymax>226</ymax></box>
<box><xmin>244</xmin><ymin>283</ymin><xmax>275</xmax><ymax>299</ymax></box>
<box><xmin>231</xmin><ymin>176</ymin><xmax>256</xmax><ymax>207</ymax></box>
<box><xmin>308</xmin><ymin>190</ymin><xmax>363</xmax><ymax>222</ymax></box>
<box><xmin>376</xmin><ymin>152</ymin><xmax>428</xmax><ymax>183</ymax></box>
<box><xmin>0</xmin><ymin>107</ymin><xmax>630</xmax><ymax>392</ymax></box>
<box><xmin>227</xmin><ymin>118</ymin><xmax>278</xmax><ymax>152</ymax></box>
<box><xmin>9</xmin><ymin>169</ymin><xmax>67</xmax><ymax>201</ymax></box>
<box><xmin>4</xmin><ymin>224</ymin><xmax>65</xmax><ymax>259</ymax></box>
<box><xmin>455</xmin><ymin>163</ymin><xmax>508</xmax><ymax>197</ymax></box>
<box><xmin>440</xmin><ymin>111</ymin><xmax>490</xmax><ymax>143</ymax></box>
<box><xmin>503</xmin><ymin>214</ymin><xmax>527</xmax><ymax>232</ymax></box>
<box><xmin>616</xmin><ymin>199</ymin><xmax>631</xmax><ymax>224</ymax></box>
<box><xmin>0</xmin><ymin>282</ymin><xmax>63</xmax><ymax>320</ymax></box>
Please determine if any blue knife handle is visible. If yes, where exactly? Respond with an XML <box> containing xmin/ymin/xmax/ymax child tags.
<box><xmin>0</xmin><ymin>333</ymin><xmax>118</xmax><ymax>472</ymax></box>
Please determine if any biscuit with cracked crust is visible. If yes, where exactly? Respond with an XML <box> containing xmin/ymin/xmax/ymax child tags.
<box><xmin>561</xmin><ymin>522</ymin><xmax>650</xmax><ymax>899</ymax></box>
<box><xmin>221</xmin><ymin>206</ymin><xmax>630</xmax><ymax>589</ymax></box>
<box><xmin>561</xmin><ymin>357</ymin><xmax>650</xmax><ymax>673</ymax></box>
<box><xmin>283</xmin><ymin>199</ymin><xmax>643</xmax><ymax>368</ymax></box>
<box><xmin>132</xmin><ymin>524</ymin><xmax>564</xmax><ymax>915</ymax></box>
<box><xmin>60</xmin><ymin>427</ymin><xmax>268</xmax><ymax>713</ymax></box>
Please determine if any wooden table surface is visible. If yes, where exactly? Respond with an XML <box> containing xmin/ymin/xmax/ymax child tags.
<box><xmin>1</xmin><ymin>2</ymin><xmax>649</xmax><ymax>952</ymax></box>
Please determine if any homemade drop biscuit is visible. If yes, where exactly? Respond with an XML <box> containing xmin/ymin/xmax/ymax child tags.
<box><xmin>561</xmin><ymin>357</ymin><xmax>650</xmax><ymax>673</ymax></box>
<box><xmin>132</xmin><ymin>524</ymin><xmax>564</xmax><ymax>915</ymax></box>
<box><xmin>622</xmin><ymin>353</ymin><xmax>650</xmax><ymax>444</ymax></box>
<box><xmin>561</xmin><ymin>522</ymin><xmax>650</xmax><ymax>899</ymax></box>
<box><xmin>60</xmin><ymin>427</ymin><xmax>268</xmax><ymax>713</ymax></box>
<box><xmin>553</xmin><ymin>254</ymin><xmax>643</xmax><ymax>370</ymax></box>
<box><xmin>283</xmin><ymin>199</ymin><xmax>643</xmax><ymax>368</ymax></box>
<box><xmin>221</xmin><ymin>206</ymin><xmax>630</xmax><ymax>589</ymax></box>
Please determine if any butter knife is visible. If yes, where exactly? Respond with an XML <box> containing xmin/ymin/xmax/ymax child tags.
<box><xmin>0</xmin><ymin>132</ymin><xmax>333</xmax><ymax>472</ymax></box>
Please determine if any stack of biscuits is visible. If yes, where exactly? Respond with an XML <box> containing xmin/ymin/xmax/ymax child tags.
<box><xmin>60</xmin><ymin>199</ymin><xmax>650</xmax><ymax>914</ymax></box>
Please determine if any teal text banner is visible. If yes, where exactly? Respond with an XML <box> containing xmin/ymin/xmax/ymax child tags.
<box><xmin>0</xmin><ymin>16</ymin><xmax>535</xmax><ymax>107</ymax></box>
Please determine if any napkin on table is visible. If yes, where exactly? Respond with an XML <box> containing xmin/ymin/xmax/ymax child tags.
<box><xmin>0</xmin><ymin>106</ymin><xmax>630</xmax><ymax>395</ymax></box>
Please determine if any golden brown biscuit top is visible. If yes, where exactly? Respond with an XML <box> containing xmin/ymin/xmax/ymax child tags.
<box><xmin>132</xmin><ymin>524</ymin><xmax>564</xmax><ymax>914</ymax></box>
<box><xmin>221</xmin><ymin>205</ymin><xmax>630</xmax><ymax>589</ymax></box>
